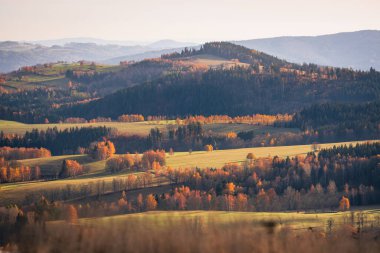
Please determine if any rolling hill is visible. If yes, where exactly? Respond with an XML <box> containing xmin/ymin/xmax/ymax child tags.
<box><xmin>61</xmin><ymin>42</ymin><xmax>380</xmax><ymax>119</ymax></box>
<box><xmin>234</xmin><ymin>30</ymin><xmax>380</xmax><ymax>70</ymax></box>
<box><xmin>0</xmin><ymin>40</ymin><xmax>197</xmax><ymax>73</ymax></box>
<box><xmin>3</xmin><ymin>30</ymin><xmax>380</xmax><ymax>73</ymax></box>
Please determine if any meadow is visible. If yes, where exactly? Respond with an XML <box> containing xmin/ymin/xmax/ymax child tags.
<box><xmin>180</xmin><ymin>54</ymin><xmax>250</xmax><ymax>69</ymax></box>
<box><xmin>5</xmin><ymin>209</ymin><xmax>379</xmax><ymax>253</ymax></box>
<box><xmin>1</xmin><ymin>62</ymin><xmax>120</xmax><ymax>91</ymax></box>
<box><xmin>166</xmin><ymin>140</ymin><xmax>378</xmax><ymax>168</ymax></box>
<box><xmin>0</xmin><ymin>170</ymin><xmax>149</xmax><ymax>205</ymax></box>
<box><xmin>79</xmin><ymin>209</ymin><xmax>380</xmax><ymax>230</ymax></box>
<box><xmin>0</xmin><ymin>139</ymin><xmax>376</xmax><ymax>205</ymax></box>
<box><xmin>0</xmin><ymin>119</ymin><xmax>299</xmax><ymax>136</ymax></box>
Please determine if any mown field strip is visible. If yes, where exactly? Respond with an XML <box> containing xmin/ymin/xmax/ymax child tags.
<box><xmin>166</xmin><ymin>140</ymin><xmax>380</xmax><ymax>168</ymax></box>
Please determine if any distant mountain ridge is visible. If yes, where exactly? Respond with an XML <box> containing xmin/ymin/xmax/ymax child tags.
<box><xmin>0</xmin><ymin>40</ymin><xmax>197</xmax><ymax>73</ymax></box>
<box><xmin>234</xmin><ymin>30</ymin><xmax>380</xmax><ymax>70</ymax></box>
<box><xmin>1</xmin><ymin>30</ymin><xmax>379</xmax><ymax>73</ymax></box>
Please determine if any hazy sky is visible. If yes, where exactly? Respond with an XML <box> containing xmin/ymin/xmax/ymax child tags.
<box><xmin>1</xmin><ymin>0</ymin><xmax>379</xmax><ymax>42</ymax></box>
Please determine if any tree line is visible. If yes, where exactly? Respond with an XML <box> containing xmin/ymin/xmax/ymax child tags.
<box><xmin>0</xmin><ymin>147</ymin><xmax>51</xmax><ymax>160</ymax></box>
<box><xmin>291</xmin><ymin>102</ymin><xmax>380</xmax><ymax>141</ymax></box>
<box><xmin>0</xmin><ymin>158</ymin><xmax>41</xmax><ymax>183</ymax></box>
<box><xmin>0</xmin><ymin>127</ymin><xmax>113</xmax><ymax>155</ymax></box>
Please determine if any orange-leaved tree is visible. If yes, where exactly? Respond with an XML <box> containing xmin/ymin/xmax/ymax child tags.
<box><xmin>339</xmin><ymin>196</ymin><xmax>350</xmax><ymax>211</ymax></box>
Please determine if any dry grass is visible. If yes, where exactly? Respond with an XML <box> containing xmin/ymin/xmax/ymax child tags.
<box><xmin>0</xmin><ymin>170</ymin><xmax>147</xmax><ymax>205</ymax></box>
<box><xmin>0</xmin><ymin>120</ymin><xmax>172</xmax><ymax>135</ymax></box>
<box><xmin>0</xmin><ymin>120</ymin><xmax>297</xmax><ymax>136</ymax></box>
<box><xmin>3</xmin><ymin>211</ymin><xmax>380</xmax><ymax>253</ymax></box>
<box><xmin>81</xmin><ymin>209</ymin><xmax>380</xmax><ymax>230</ymax></box>
<box><xmin>181</xmin><ymin>54</ymin><xmax>250</xmax><ymax>68</ymax></box>
<box><xmin>18</xmin><ymin>155</ymin><xmax>99</xmax><ymax>175</ymax></box>
<box><xmin>166</xmin><ymin>140</ymin><xmax>380</xmax><ymax>168</ymax></box>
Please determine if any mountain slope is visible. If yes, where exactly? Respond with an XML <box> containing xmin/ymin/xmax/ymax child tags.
<box><xmin>234</xmin><ymin>30</ymin><xmax>380</xmax><ymax>70</ymax></box>
<box><xmin>0</xmin><ymin>42</ymin><xmax>149</xmax><ymax>73</ymax></box>
<box><xmin>104</xmin><ymin>47</ymin><xmax>189</xmax><ymax>64</ymax></box>
<box><xmin>60</xmin><ymin>42</ymin><xmax>380</xmax><ymax>119</ymax></box>
<box><xmin>0</xmin><ymin>40</ymin><xmax>198</xmax><ymax>73</ymax></box>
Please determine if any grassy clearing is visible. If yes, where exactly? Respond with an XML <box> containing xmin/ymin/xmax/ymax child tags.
<box><xmin>0</xmin><ymin>119</ymin><xmax>298</xmax><ymax>136</ymax></box>
<box><xmin>182</xmin><ymin>54</ymin><xmax>250</xmax><ymax>68</ymax></box>
<box><xmin>0</xmin><ymin>120</ymin><xmax>172</xmax><ymax>135</ymax></box>
<box><xmin>17</xmin><ymin>140</ymin><xmax>377</xmax><ymax>177</ymax></box>
<box><xmin>0</xmin><ymin>170</ymin><xmax>147</xmax><ymax>205</ymax></box>
<box><xmin>166</xmin><ymin>140</ymin><xmax>380</xmax><ymax>168</ymax></box>
<box><xmin>14</xmin><ymin>208</ymin><xmax>380</xmax><ymax>253</ymax></box>
<box><xmin>13</xmin><ymin>209</ymin><xmax>378</xmax><ymax>253</ymax></box>
<box><xmin>2</xmin><ymin>140</ymin><xmax>378</xmax><ymax>205</ymax></box>
<box><xmin>19</xmin><ymin>154</ymin><xmax>105</xmax><ymax>176</ymax></box>
<box><xmin>2</xmin><ymin>62</ymin><xmax>120</xmax><ymax>91</ymax></box>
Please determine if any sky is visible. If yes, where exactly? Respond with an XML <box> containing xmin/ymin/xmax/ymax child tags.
<box><xmin>0</xmin><ymin>0</ymin><xmax>379</xmax><ymax>43</ymax></box>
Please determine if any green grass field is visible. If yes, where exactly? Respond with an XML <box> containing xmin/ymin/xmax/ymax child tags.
<box><xmin>0</xmin><ymin>170</ymin><xmax>148</xmax><ymax>205</ymax></box>
<box><xmin>1</xmin><ymin>62</ymin><xmax>121</xmax><ymax>91</ymax></box>
<box><xmin>0</xmin><ymin>119</ymin><xmax>299</xmax><ymax>136</ymax></box>
<box><xmin>19</xmin><ymin>154</ymin><xmax>106</xmax><ymax>176</ymax></box>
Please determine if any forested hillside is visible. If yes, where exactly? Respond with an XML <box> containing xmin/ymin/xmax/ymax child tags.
<box><xmin>163</xmin><ymin>42</ymin><xmax>288</xmax><ymax>67</ymax></box>
<box><xmin>291</xmin><ymin>102</ymin><xmax>380</xmax><ymax>140</ymax></box>
<box><xmin>2</xmin><ymin>42</ymin><xmax>380</xmax><ymax>123</ymax></box>
<box><xmin>63</xmin><ymin>56</ymin><xmax>380</xmax><ymax>119</ymax></box>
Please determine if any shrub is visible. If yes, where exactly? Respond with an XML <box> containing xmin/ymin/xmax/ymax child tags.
<box><xmin>204</xmin><ymin>144</ymin><xmax>213</xmax><ymax>152</ymax></box>
<box><xmin>246</xmin><ymin>153</ymin><xmax>256</xmax><ymax>160</ymax></box>
<box><xmin>141</xmin><ymin>150</ymin><xmax>166</xmax><ymax>170</ymax></box>
<box><xmin>59</xmin><ymin>160</ymin><xmax>84</xmax><ymax>178</ymax></box>
<box><xmin>88</xmin><ymin>141</ymin><xmax>116</xmax><ymax>160</ymax></box>
<box><xmin>106</xmin><ymin>154</ymin><xmax>135</xmax><ymax>173</ymax></box>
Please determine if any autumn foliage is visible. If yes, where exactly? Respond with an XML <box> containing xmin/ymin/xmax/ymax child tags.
<box><xmin>106</xmin><ymin>154</ymin><xmax>138</xmax><ymax>173</ymax></box>
<box><xmin>226</xmin><ymin>132</ymin><xmax>237</xmax><ymax>139</ymax></box>
<box><xmin>88</xmin><ymin>141</ymin><xmax>116</xmax><ymax>160</ymax></box>
<box><xmin>0</xmin><ymin>146</ymin><xmax>51</xmax><ymax>160</ymax></box>
<box><xmin>204</xmin><ymin>144</ymin><xmax>213</xmax><ymax>152</ymax></box>
<box><xmin>145</xmin><ymin>194</ymin><xmax>158</xmax><ymax>210</ymax></box>
<box><xmin>339</xmin><ymin>196</ymin><xmax>350</xmax><ymax>211</ymax></box>
<box><xmin>66</xmin><ymin>205</ymin><xmax>78</xmax><ymax>224</ymax></box>
<box><xmin>59</xmin><ymin>160</ymin><xmax>85</xmax><ymax>178</ymax></box>
<box><xmin>141</xmin><ymin>150</ymin><xmax>166</xmax><ymax>170</ymax></box>
<box><xmin>246</xmin><ymin>153</ymin><xmax>256</xmax><ymax>160</ymax></box>
<box><xmin>117</xmin><ymin>114</ymin><xmax>145</xmax><ymax>122</ymax></box>
<box><xmin>0</xmin><ymin>157</ymin><xmax>41</xmax><ymax>183</ymax></box>
<box><xmin>179</xmin><ymin>114</ymin><xmax>293</xmax><ymax>126</ymax></box>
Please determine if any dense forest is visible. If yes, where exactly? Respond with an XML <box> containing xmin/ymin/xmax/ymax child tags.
<box><xmin>162</xmin><ymin>42</ymin><xmax>288</xmax><ymax>67</ymax></box>
<box><xmin>65</xmin><ymin>59</ymin><xmax>175</xmax><ymax>95</ymax></box>
<box><xmin>62</xmin><ymin>65</ymin><xmax>380</xmax><ymax>119</ymax></box>
<box><xmin>0</xmin><ymin>127</ymin><xmax>113</xmax><ymax>155</ymax></box>
<box><xmin>61</xmin><ymin>43</ymin><xmax>380</xmax><ymax>119</ymax></box>
<box><xmin>291</xmin><ymin>102</ymin><xmax>380</xmax><ymax>140</ymax></box>
<box><xmin>0</xmin><ymin>60</ymin><xmax>176</xmax><ymax>123</ymax></box>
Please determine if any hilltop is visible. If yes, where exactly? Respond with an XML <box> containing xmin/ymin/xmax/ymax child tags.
<box><xmin>235</xmin><ymin>30</ymin><xmax>380</xmax><ymax>70</ymax></box>
<box><xmin>61</xmin><ymin>42</ymin><xmax>380</xmax><ymax>119</ymax></box>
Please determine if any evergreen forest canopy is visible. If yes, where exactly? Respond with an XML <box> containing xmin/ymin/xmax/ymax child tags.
<box><xmin>63</xmin><ymin>63</ymin><xmax>380</xmax><ymax>119</ymax></box>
